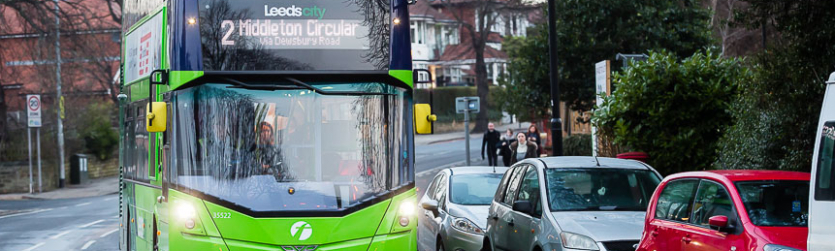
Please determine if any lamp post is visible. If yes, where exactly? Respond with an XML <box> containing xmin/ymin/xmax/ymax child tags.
<box><xmin>547</xmin><ymin>0</ymin><xmax>563</xmax><ymax>156</ymax></box>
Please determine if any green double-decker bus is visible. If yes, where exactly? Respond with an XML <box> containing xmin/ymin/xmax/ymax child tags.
<box><xmin>118</xmin><ymin>0</ymin><xmax>434</xmax><ymax>250</ymax></box>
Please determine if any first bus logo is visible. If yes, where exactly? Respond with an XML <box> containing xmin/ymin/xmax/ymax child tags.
<box><xmin>290</xmin><ymin>221</ymin><xmax>313</xmax><ymax>240</ymax></box>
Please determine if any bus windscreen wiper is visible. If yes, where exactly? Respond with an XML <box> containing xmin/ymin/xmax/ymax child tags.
<box><xmin>223</xmin><ymin>77</ymin><xmax>394</xmax><ymax>96</ymax></box>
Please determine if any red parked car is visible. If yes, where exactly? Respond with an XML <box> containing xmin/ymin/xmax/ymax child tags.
<box><xmin>636</xmin><ymin>170</ymin><xmax>810</xmax><ymax>251</ymax></box>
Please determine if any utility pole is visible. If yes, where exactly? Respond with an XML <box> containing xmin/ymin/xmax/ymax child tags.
<box><xmin>53</xmin><ymin>0</ymin><xmax>66</xmax><ymax>188</ymax></box>
<box><xmin>547</xmin><ymin>0</ymin><xmax>563</xmax><ymax>156</ymax></box>
<box><xmin>464</xmin><ymin>109</ymin><xmax>471</xmax><ymax>166</ymax></box>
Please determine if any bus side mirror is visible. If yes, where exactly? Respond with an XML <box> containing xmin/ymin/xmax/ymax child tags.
<box><xmin>414</xmin><ymin>104</ymin><xmax>436</xmax><ymax>134</ymax></box>
<box><xmin>146</xmin><ymin>102</ymin><xmax>167</xmax><ymax>132</ymax></box>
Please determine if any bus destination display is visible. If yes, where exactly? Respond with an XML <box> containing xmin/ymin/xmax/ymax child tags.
<box><xmin>200</xmin><ymin>0</ymin><xmax>390</xmax><ymax>71</ymax></box>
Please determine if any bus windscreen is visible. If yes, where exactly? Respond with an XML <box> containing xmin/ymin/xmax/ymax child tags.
<box><xmin>198</xmin><ymin>0</ymin><xmax>390</xmax><ymax>71</ymax></box>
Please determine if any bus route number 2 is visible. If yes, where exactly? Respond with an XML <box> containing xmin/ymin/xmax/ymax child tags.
<box><xmin>213</xmin><ymin>212</ymin><xmax>232</xmax><ymax>219</ymax></box>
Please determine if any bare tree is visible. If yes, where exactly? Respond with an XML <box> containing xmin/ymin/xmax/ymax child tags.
<box><xmin>1</xmin><ymin>0</ymin><xmax>120</xmax><ymax>145</ymax></box>
<box><xmin>705</xmin><ymin>0</ymin><xmax>770</xmax><ymax>57</ymax></box>
<box><xmin>432</xmin><ymin>0</ymin><xmax>523</xmax><ymax>132</ymax></box>
<box><xmin>103</xmin><ymin>0</ymin><xmax>121</xmax><ymax>24</ymax></box>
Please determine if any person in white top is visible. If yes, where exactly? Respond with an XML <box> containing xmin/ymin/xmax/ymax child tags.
<box><xmin>510</xmin><ymin>132</ymin><xmax>538</xmax><ymax>164</ymax></box>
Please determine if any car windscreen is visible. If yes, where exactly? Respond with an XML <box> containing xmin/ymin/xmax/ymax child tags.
<box><xmin>168</xmin><ymin>82</ymin><xmax>409</xmax><ymax>212</ymax></box>
<box><xmin>545</xmin><ymin>168</ymin><xmax>661</xmax><ymax>211</ymax></box>
<box><xmin>735</xmin><ymin>180</ymin><xmax>810</xmax><ymax>227</ymax></box>
<box><xmin>449</xmin><ymin>173</ymin><xmax>504</xmax><ymax>205</ymax></box>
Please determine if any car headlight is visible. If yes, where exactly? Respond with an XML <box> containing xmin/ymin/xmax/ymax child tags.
<box><xmin>451</xmin><ymin>217</ymin><xmax>483</xmax><ymax>235</ymax></box>
<box><xmin>560</xmin><ymin>232</ymin><xmax>599</xmax><ymax>250</ymax></box>
<box><xmin>764</xmin><ymin>244</ymin><xmax>802</xmax><ymax>251</ymax></box>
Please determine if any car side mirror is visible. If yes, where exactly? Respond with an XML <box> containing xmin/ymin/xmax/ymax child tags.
<box><xmin>512</xmin><ymin>200</ymin><xmax>533</xmax><ymax>215</ymax></box>
<box><xmin>421</xmin><ymin>200</ymin><xmax>439</xmax><ymax>211</ymax></box>
<box><xmin>708</xmin><ymin>215</ymin><xmax>730</xmax><ymax>230</ymax></box>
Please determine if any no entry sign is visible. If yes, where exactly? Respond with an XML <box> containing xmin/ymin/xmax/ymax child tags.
<box><xmin>27</xmin><ymin>95</ymin><xmax>42</xmax><ymax>127</ymax></box>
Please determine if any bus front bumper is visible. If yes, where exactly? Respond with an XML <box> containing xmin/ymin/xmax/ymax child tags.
<box><xmin>180</xmin><ymin>230</ymin><xmax>415</xmax><ymax>251</ymax></box>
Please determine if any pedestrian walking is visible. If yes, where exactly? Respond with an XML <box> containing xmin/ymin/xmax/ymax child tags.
<box><xmin>481</xmin><ymin>123</ymin><xmax>501</xmax><ymax>166</ymax></box>
<box><xmin>527</xmin><ymin>124</ymin><xmax>543</xmax><ymax>156</ymax></box>
<box><xmin>510</xmin><ymin>132</ymin><xmax>538</xmax><ymax>164</ymax></box>
<box><xmin>500</xmin><ymin>129</ymin><xmax>515</xmax><ymax>167</ymax></box>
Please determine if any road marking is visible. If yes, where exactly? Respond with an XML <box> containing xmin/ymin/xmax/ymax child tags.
<box><xmin>104</xmin><ymin>197</ymin><xmax>116</xmax><ymax>201</ymax></box>
<box><xmin>81</xmin><ymin>240</ymin><xmax>96</xmax><ymax>250</ymax></box>
<box><xmin>80</xmin><ymin>220</ymin><xmax>105</xmax><ymax>228</ymax></box>
<box><xmin>50</xmin><ymin>230</ymin><xmax>71</xmax><ymax>239</ymax></box>
<box><xmin>21</xmin><ymin>242</ymin><xmax>44</xmax><ymax>251</ymax></box>
<box><xmin>75</xmin><ymin>202</ymin><xmax>91</xmax><ymax>207</ymax></box>
<box><xmin>99</xmin><ymin>228</ymin><xmax>118</xmax><ymax>238</ymax></box>
<box><xmin>0</xmin><ymin>208</ymin><xmax>52</xmax><ymax>220</ymax></box>
<box><xmin>57</xmin><ymin>206</ymin><xmax>67</xmax><ymax>210</ymax></box>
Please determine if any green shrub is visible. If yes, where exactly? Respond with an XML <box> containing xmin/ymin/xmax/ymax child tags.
<box><xmin>593</xmin><ymin>50</ymin><xmax>751</xmax><ymax>175</ymax></box>
<box><xmin>77</xmin><ymin>102</ymin><xmax>118</xmax><ymax>160</ymax></box>
<box><xmin>564</xmin><ymin>134</ymin><xmax>592</xmax><ymax>156</ymax></box>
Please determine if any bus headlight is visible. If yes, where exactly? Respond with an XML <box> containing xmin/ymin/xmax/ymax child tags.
<box><xmin>176</xmin><ymin>202</ymin><xmax>196</xmax><ymax>220</ymax></box>
<box><xmin>184</xmin><ymin>219</ymin><xmax>196</xmax><ymax>229</ymax></box>
<box><xmin>397</xmin><ymin>200</ymin><xmax>416</xmax><ymax>227</ymax></box>
<box><xmin>399</xmin><ymin>200</ymin><xmax>415</xmax><ymax>216</ymax></box>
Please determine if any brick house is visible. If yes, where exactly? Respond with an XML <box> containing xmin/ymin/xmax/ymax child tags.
<box><xmin>409</xmin><ymin>0</ymin><xmax>540</xmax><ymax>89</ymax></box>
<box><xmin>0</xmin><ymin>0</ymin><xmax>120</xmax><ymax>130</ymax></box>
<box><xmin>0</xmin><ymin>0</ymin><xmax>120</xmax><ymax>193</ymax></box>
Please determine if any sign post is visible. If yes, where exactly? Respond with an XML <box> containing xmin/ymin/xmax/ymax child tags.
<box><xmin>456</xmin><ymin>97</ymin><xmax>480</xmax><ymax>166</ymax></box>
<box><xmin>26</xmin><ymin>95</ymin><xmax>42</xmax><ymax>193</ymax></box>
<box><xmin>592</xmin><ymin>61</ymin><xmax>610</xmax><ymax>156</ymax></box>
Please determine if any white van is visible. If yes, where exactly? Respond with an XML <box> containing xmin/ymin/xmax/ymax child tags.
<box><xmin>809</xmin><ymin>71</ymin><xmax>835</xmax><ymax>251</ymax></box>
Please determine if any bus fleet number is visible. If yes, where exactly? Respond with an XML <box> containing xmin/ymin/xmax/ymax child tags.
<box><xmin>213</xmin><ymin>212</ymin><xmax>232</xmax><ymax>219</ymax></box>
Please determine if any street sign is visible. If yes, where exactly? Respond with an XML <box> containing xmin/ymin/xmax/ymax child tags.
<box><xmin>455</xmin><ymin>96</ymin><xmax>480</xmax><ymax>113</ymax></box>
<box><xmin>27</xmin><ymin>95</ymin><xmax>42</xmax><ymax>128</ymax></box>
<box><xmin>594</xmin><ymin>61</ymin><xmax>610</xmax><ymax>106</ymax></box>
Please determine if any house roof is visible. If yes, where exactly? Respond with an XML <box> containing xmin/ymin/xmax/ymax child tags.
<box><xmin>409</xmin><ymin>0</ymin><xmax>456</xmax><ymax>23</ymax></box>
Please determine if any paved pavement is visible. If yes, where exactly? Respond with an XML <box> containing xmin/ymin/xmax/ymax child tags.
<box><xmin>415</xmin><ymin>122</ymin><xmax>530</xmax><ymax>146</ymax></box>
<box><xmin>0</xmin><ymin>177</ymin><xmax>119</xmax><ymax>201</ymax></box>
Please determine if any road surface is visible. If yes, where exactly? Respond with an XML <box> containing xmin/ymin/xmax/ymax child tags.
<box><xmin>0</xmin><ymin>194</ymin><xmax>120</xmax><ymax>251</ymax></box>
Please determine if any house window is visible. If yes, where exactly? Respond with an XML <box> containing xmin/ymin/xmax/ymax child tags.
<box><xmin>410</xmin><ymin>21</ymin><xmax>426</xmax><ymax>44</ymax></box>
<box><xmin>487</xmin><ymin>63</ymin><xmax>494</xmax><ymax>77</ymax></box>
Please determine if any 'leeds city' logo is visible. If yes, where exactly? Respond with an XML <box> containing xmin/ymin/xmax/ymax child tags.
<box><xmin>290</xmin><ymin>221</ymin><xmax>313</xmax><ymax>241</ymax></box>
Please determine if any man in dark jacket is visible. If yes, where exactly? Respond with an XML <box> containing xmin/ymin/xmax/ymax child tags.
<box><xmin>481</xmin><ymin>123</ymin><xmax>501</xmax><ymax>166</ymax></box>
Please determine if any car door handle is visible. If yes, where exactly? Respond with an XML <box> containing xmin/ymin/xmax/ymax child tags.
<box><xmin>508</xmin><ymin>220</ymin><xmax>514</xmax><ymax>227</ymax></box>
<box><xmin>490</xmin><ymin>215</ymin><xmax>498</xmax><ymax>220</ymax></box>
<box><xmin>682</xmin><ymin>236</ymin><xmax>691</xmax><ymax>243</ymax></box>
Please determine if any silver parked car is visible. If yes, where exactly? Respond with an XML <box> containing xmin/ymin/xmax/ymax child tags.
<box><xmin>419</xmin><ymin>166</ymin><xmax>510</xmax><ymax>251</ymax></box>
<box><xmin>482</xmin><ymin>157</ymin><xmax>662</xmax><ymax>251</ymax></box>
